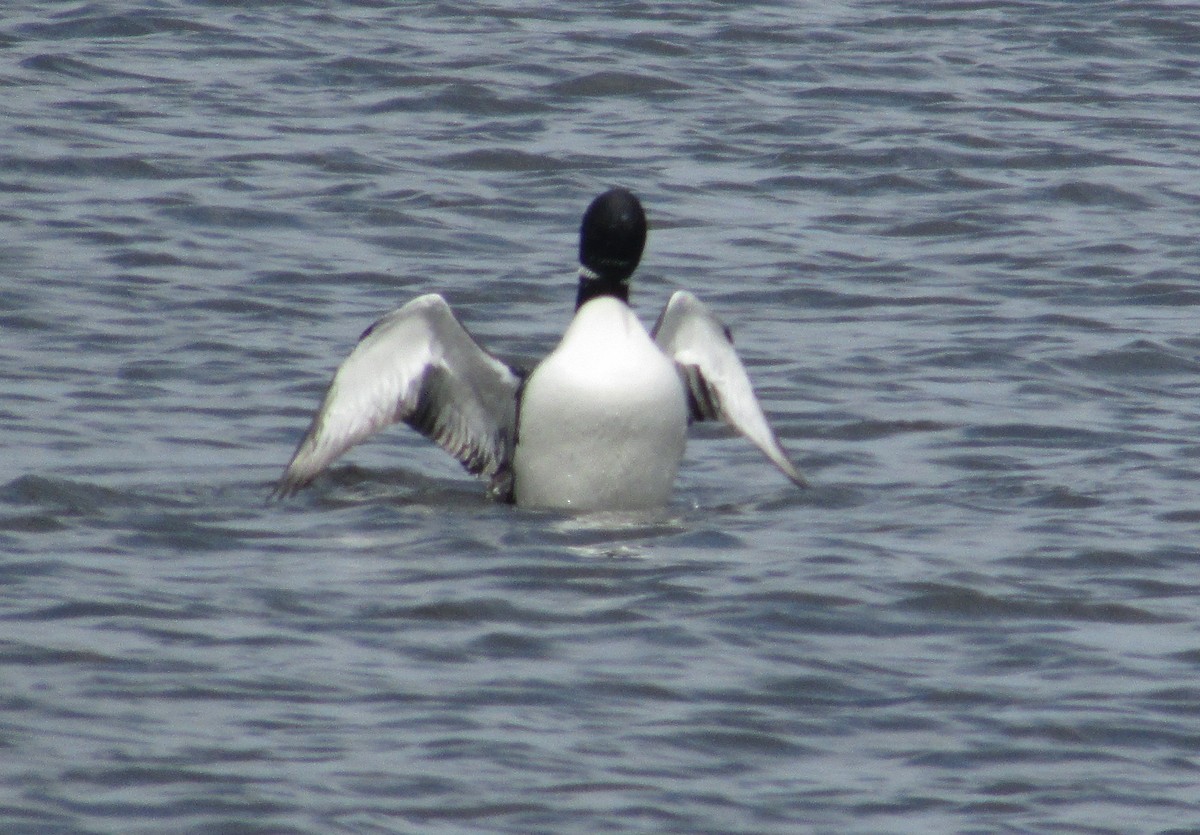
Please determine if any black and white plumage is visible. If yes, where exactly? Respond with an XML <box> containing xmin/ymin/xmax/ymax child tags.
<box><xmin>275</xmin><ymin>188</ymin><xmax>804</xmax><ymax>510</ymax></box>
<box><xmin>274</xmin><ymin>294</ymin><xmax>523</xmax><ymax>501</ymax></box>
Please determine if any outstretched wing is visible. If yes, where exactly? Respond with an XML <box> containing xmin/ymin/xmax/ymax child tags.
<box><xmin>275</xmin><ymin>293</ymin><xmax>522</xmax><ymax>497</ymax></box>
<box><xmin>652</xmin><ymin>290</ymin><xmax>805</xmax><ymax>486</ymax></box>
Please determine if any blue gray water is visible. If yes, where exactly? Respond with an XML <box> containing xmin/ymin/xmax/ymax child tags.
<box><xmin>4</xmin><ymin>2</ymin><xmax>1200</xmax><ymax>832</ymax></box>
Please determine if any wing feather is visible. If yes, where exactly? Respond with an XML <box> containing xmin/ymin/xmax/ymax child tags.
<box><xmin>652</xmin><ymin>290</ymin><xmax>806</xmax><ymax>486</ymax></box>
<box><xmin>275</xmin><ymin>294</ymin><xmax>521</xmax><ymax>497</ymax></box>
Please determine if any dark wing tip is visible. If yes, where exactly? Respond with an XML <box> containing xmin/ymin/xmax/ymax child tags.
<box><xmin>270</xmin><ymin>471</ymin><xmax>311</xmax><ymax>501</ymax></box>
<box><xmin>784</xmin><ymin>464</ymin><xmax>809</xmax><ymax>489</ymax></box>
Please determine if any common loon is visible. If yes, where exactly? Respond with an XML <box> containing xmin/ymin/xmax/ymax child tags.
<box><xmin>275</xmin><ymin>188</ymin><xmax>804</xmax><ymax>510</ymax></box>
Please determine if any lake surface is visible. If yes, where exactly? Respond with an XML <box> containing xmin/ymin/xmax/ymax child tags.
<box><xmin>4</xmin><ymin>2</ymin><xmax>1200</xmax><ymax>832</ymax></box>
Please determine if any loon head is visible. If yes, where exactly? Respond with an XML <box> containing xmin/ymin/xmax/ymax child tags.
<box><xmin>576</xmin><ymin>187</ymin><xmax>647</xmax><ymax>310</ymax></box>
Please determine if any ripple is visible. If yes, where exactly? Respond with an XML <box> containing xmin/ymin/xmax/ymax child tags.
<box><xmin>1041</xmin><ymin>179</ymin><xmax>1154</xmax><ymax>209</ymax></box>
<box><xmin>546</xmin><ymin>70</ymin><xmax>688</xmax><ymax>97</ymax></box>
<box><xmin>1069</xmin><ymin>341</ymin><xmax>1200</xmax><ymax>376</ymax></box>
<box><xmin>898</xmin><ymin>583</ymin><xmax>1175</xmax><ymax>625</ymax></box>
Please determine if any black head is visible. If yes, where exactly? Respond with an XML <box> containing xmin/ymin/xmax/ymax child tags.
<box><xmin>576</xmin><ymin>187</ymin><xmax>647</xmax><ymax>309</ymax></box>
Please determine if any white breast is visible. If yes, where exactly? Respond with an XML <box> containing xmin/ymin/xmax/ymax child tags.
<box><xmin>513</xmin><ymin>297</ymin><xmax>689</xmax><ymax>511</ymax></box>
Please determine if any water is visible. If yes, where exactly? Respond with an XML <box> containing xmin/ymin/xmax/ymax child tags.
<box><xmin>4</xmin><ymin>2</ymin><xmax>1200</xmax><ymax>832</ymax></box>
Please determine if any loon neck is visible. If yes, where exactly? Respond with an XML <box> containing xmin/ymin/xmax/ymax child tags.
<box><xmin>575</xmin><ymin>267</ymin><xmax>629</xmax><ymax>310</ymax></box>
